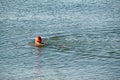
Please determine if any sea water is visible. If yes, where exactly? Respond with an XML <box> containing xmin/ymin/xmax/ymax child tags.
<box><xmin>0</xmin><ymin>0</ymin><xmax>120</xmax><ymax>80</ymax></box>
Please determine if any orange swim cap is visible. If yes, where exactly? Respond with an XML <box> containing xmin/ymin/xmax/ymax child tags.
<box><xmin>35</xmin><ymin>36</ymin><xmax>42</xmax><ymax>43</ymax></box>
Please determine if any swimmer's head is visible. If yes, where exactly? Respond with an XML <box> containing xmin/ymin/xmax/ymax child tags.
<box><xmin>35</xmin><ymin>36</ymin><xmax>42</xmax><ymax>43</ymax></box>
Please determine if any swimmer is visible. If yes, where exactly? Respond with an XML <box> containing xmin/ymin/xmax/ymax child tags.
<box><xmin>35</xmin><ymin>36</ymin><xmax>44</xmax><ymax>47</ymax></box>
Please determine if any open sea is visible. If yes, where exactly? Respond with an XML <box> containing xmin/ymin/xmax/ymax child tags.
<box><xmin>0</xmin><ymin>0</ymin><xmax>120</xmax><ymax>80</ymax></box>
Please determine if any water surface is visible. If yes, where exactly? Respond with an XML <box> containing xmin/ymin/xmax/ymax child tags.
<box><xmin>0</xmin><ymin>0</ymin><xmax>120</xmax><ymax>80</ymax></box>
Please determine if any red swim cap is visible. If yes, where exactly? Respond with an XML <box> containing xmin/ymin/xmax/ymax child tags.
<box><xmin>35</xmin><ymin>36</ymin><xmax>42</xmax><ymax>43</ymax></box>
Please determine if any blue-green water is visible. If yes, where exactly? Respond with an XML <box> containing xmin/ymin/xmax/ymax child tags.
<box><xmin>0</xmin><ymin>0</ymin><xmax>120</xmax><ymax>80</ymax></box>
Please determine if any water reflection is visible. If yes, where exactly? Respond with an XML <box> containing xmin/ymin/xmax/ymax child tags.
<box><xmin>34</xmin><ymin>48</ymin><xmax>41</xmax><ymax>80</ymax></box>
